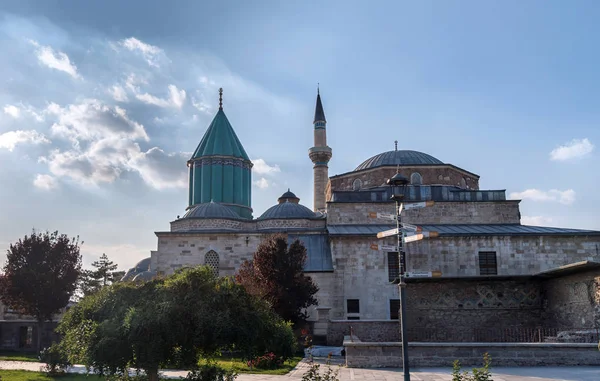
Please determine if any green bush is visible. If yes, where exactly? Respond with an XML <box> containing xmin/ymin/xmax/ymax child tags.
<box><xmin>39</xmin><ymin>344</ymin><xmax>70</xmax><ymax>374</ymax></box>
<box><xmin>301</xmin><ymin>361</ymin><xmax>339</xmax><ymax>381</ymax></box>
<box><xmin>247</xmin><ymin>352</ymin><xmax>282</xmax><ymax>369</ymax></box>
<box><xmin>185</xmin><ymin>361</ymin><xmax>238</xmax><ymax>381</ymax></box>
<box><xmin>452</xmin><ymin>352</ymin><xmax>494</xmax><ymax>381</ymax></box>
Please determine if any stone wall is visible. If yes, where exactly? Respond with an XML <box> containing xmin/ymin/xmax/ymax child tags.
<box><xmin>328</xmin><ymin>166</ymin><xmax>479</xmax><ymax>196</ymax></box>
<box><xmin>326</xmin><ymin>201</ymin><xmax>521</xmax><ymax>225</ymax></box>
<box><xmin>327</xmin><ymin>320</ymin><xmax>399</xmax><ymax>346</ymax></box>
<box><xmin>343</xmin><ymin>340</ymin><xmax>600</xmax><ymax>367</ymax></box>
<box><xmin>170</xmin><ymin>218</ymin><xmax>325</xmax><ymax>232</ymax></box>
<box><xmin>542</xmin><ymin>270</ymin><xmax>600</xmax><ymax>329</ymax></box>
<box><xmin>0</xmin><ymin>321</ymin><xmax>59</xmax><ymax>351</ymax></box>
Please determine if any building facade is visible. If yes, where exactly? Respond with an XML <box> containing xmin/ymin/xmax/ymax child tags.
<box><xmin>124</xmin><ymin>89</ymin><xmax>600</xmax><ymax>343</ymax></box>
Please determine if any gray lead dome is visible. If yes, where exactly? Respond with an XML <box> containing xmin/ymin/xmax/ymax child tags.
<box><xmin>258</xmin><ymin>201</ymin><xmax>320</xmax><ymax>220</ymax></box>
<box><xmin>183</xmin><ymin>201</ymin><xmax>241</xmax><ymax>220</ymax></box>
<box><xmin>355</xmin><ymin>150</ymin><xmax>443</xmax><ymax>171</ymax></box>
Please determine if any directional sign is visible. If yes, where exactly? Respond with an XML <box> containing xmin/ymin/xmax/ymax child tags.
<box><xmin>370</xmin><ymin>243</ymin><xmax>399</xmax><ymax>251</ymax></box>
<box><xmin>398</xmin><ymin>203</ymin><xmax>404</xmax><ymax>215</ymax></box>
<box><xmin>404</xmin><ymin>233</ymin><xmax>424</xmax><ymax>243</ymax></box>
<box><xmin>376</xmin><ymin>228</ymin><xmax>399</xmax><ymax>239</ymax></box>
<box><xmin>404</xmin><ymin>201</ymin><xmax>435</xmax><ymax>210</ymax></box>
<box><xmin>368</xmin><ymin>212</ymin><xmax>397</xmax><ymax>221</ymax></box>
<box><xmin>401</xmin><ymin>223</ymin><xmax>422</xmax><ymax>232</ymax></box>
<box><xmin>405</xmin><ymin>270</ymin><xmax>443</xmax><ymax>278</ymax></box>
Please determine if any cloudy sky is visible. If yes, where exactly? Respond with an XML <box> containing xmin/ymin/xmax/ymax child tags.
<box><xmin>0</xmin><ymin>1</ymin><xmax>599</xmax><ymax>272</ymax></box>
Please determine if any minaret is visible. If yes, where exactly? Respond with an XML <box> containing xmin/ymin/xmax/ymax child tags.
<box><xmin>308</xmin><ymin>86</ymin><xmax>332</xmax><ymax>212</ymax></box>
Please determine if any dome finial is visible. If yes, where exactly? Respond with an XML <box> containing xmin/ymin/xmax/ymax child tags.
<box><xmin>394</xmin><ymin>140</ymin><xmax>398</xmax><ymax>151</ymax></box>
<box><xmin>317</xmin><ymin>82</ymin><xmax>320</xmax><ymax>95</ymax></box>
<box><xmin>219</xmin><ymin>88</ymin><xmax>223</xmax><ymax>110</ymax></box>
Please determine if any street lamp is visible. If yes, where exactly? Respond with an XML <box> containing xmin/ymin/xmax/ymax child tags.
<box><xmin>386</xmin><ymin>173</ymin><xmax>410</xmax><ymax>381</ymax></box>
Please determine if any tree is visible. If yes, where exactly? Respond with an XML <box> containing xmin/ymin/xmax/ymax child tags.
<box><xmin>78</xmin><ymin>253</ymin><xmax>122</xmax><ymax>298</ymax></box>
<box><xmin>0</xmin><ymin>230</ymin><xmax>82</xmax><ymax>351</ymax></box>
<box><xmin>235</xmin><ymin>234</ymin><xmax>319</xmax><ymax>326</ymax></box>
<box><xmin>56</xmin><ymin>266</ymin><xmax>296</xmax><ymax>381</ymax></box>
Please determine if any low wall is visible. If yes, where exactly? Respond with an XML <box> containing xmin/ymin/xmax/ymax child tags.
<box><xmin>327</xmin><ymin>320</ymin><xmax>399</xmax><ymax>346</ymax></box>
<box><xmin>344</xmin><ymin>339</ymin><xmax>600</xmax><ymax>367</ymax></box>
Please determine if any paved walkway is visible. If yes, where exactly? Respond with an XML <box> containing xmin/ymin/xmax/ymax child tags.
<box><xmin>1</xmin><ymin>358</ymin><xmax>600</xmax><ymax>381</ymax></box>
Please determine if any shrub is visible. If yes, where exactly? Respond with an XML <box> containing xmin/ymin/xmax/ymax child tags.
<box><xmin>185</xmin><ymin>361</ymin><xmax>238</xmax><ymax>381</ymax></box>
<box><xmin>247</xmin><ymin>352</ymin><xmax>283</xmax><ymax>369</ymax></box>
<box><xmin>39</xmin><ymin>344</ymin><xmax>70</xmax><ymax>374</ymax></box>
<box><xmin>452</xmin><ymin>352</ymin><xmax>493</xmax><ymax>381</ymax></box>
<box><xmin>301</xmin><ymin>361</ymin><xmax>339</xmax><ymax>381</ymax></box>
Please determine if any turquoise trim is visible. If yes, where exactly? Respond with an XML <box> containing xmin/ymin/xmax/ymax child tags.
<box><xmin>314</xmin><ymin>161</ymin><xmax>329</xmax><ymax>165</ymax></box>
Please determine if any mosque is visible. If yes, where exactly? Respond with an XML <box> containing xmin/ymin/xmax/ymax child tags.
<box><xmin>123</xmin><ymin>88</ymin><xmax>600</xmax><ymax>344</ymax></box>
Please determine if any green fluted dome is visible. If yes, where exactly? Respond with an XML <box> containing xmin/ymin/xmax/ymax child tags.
<box><xmin>191</xmin><ymin>110</ymin><xmax>250</xmax><ymax>160</ymax></box>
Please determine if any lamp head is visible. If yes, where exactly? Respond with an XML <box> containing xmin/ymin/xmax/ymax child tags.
<box><xmin>386</xmin><ymin>173</ymin><xmax>409</xmax><ymax>187</ymax></box>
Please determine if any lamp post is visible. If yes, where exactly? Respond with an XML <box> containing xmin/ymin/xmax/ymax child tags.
<box><xmin>386</xmin><ymin>173</ymin><xmax>410</xmax><ymax>381</ymax></box>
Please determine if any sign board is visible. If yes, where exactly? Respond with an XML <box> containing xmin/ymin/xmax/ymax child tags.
<box><xmin>398</xmin><ymin>203</ymin><xmax>404</xmax><ymax>215</ymax></box>
<box><xmin>368</xmin><ymin>212</ymin><xmax>397</xmax><ymax>221</ymax></box>
<box><xmin>404</xmin><ymin>233</ymin><xmax>423</xmax><ymax>243</ymax></box>
<box><xmin>370</xmin><ymin>243</ymin><xmax>399</xmax><ymax>251</ymax></box>
<box><xmin>401</xmin><ymin>223</ymin><xmax>421</xmax><ymax>232</ymax></box>
<box><xmin>405</xmin><ymin>270</ymin><xmax>443</xmax><ymax>278</ymax></box>
<box><xmin>421</xmin><ymin>231</ymin><xmax>439</xmax><ymax>238</ymax></box>
<box><xmin>377</xmin><ymin>228</ymin><xmax>399</xmax><ymax>239</ymax></box>
<box><xmin>403</xmin><ymin>201</ymin><xmax>435</xmax><ymax>210</ymax></box>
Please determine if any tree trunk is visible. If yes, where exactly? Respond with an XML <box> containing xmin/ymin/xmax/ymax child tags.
<box><xmin>147</xmin><ymin>368</ymin><xmax>159</xmax><ymax>381</ymax></box>
<box><xmin>37</xmin><ymin>319</ymin><xmax>44</xmax><ymax>352</ymax></box>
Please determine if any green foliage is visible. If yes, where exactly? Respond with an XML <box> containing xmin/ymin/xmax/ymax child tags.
<box><xmin>78</xmin><ymin>253</ymin><xmax>123</xmax><ymax>298</ymax></box>
<box><xmin>301</xmin><ymin>361</ymin><xmax>340</xmax><ymax>381</ymax></box>
<box><xmin>57</xmin><ymin>265</ymin><xmax>296</xmax><ymax>380</ymax></box>
<box><xmin>235</xmin><ymin>234</ymin><xmax>319</xmax><ymax>326</ymax></box>
<box><xmin>452</xmin><ymin>353</ymin><xmax>494</xmax><ymax>381</ymax></box>
<box><xmin>185</xmin><ymin>361</ymin><xmax>237</xmax><ymax>381</ymax></box>
<box><xmin>40</xmin><ymin>344</ymin><xmax>71</xmax><ymax>374</ymax></box>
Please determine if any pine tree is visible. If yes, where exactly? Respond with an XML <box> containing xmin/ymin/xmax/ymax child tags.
<box><xmin>79</xmin><ymin>253</ymin><xmax>122</xmax><ymax>297</ymax></box>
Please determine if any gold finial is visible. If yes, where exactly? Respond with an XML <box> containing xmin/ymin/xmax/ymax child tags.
<box><xmin>394</xmin><ymin>140</ymin><xmax>398</xmax><ymax>151</ymax></box>
<box><xmin>219</xmin><ymin>88</ymin><xmax>223</xmax><ymax>110</ymax></box>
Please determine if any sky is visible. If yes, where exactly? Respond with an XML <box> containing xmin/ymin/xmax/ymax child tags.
<box><xmin>0</xmin><ymin>0</ymin><xmax>599</xmax><ymax>272</ymax></box>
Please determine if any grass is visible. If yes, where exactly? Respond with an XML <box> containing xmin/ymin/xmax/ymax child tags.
<box><xmin>205</xmin><ymin>356</ymin><xmax>303</xmax><ymax>375</ymax></box>
<box><xmin>0</xmin><ymin>370</ymin><xmax>103</xmax><ymax>380</ymax></box>
<box><xmin>0</xmin><ymin>350</ymin><xmax>40</xmax><ymax>362</ymax></box>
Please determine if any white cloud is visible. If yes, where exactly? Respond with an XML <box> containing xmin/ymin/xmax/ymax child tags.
<box><xmin>30</xmin><ymin>40</ymin><xmax>81</xmax><ymax>79</ymax></box>
<box><xmin>3</xmin><ymin>105</ymin><xmax>20</xmax><ymax>118</ymax></box>
<box><xmin>509</xmin><ymin>189</ymin><xmax>576</xmax><ymax>205</ymax></box>
<box><xmin>0</xmin><ymin>130</ymin><xmax>50</xmax><ymax>151</ymax></box>
<box><xmin>129</xmin><ymin>148</ymin><xmax>188</xmax><ymax>189</ymax></box>
<box><xmin>135</xmin><ymin>84</ymin><xmax>186</xmax><ymax>109</ymax></box>
<box><xmin>252</xmin><ymin>158</ymin><xmax>281</xmax><ymax>175</ymax></box>
<box><xmin>33</xmin><ymin>174</ymin><xmax>58</xmax><ymax>190</ymax></box>
<box><xmin>118</xmin><ymin>37</ymin><xmax>163</xmax><ymax>67</ymax></box>
<box><xmin>521</xmin><ymin>216</ymin><xmax>553</xmax><ymax>226</ymax></box>
<box><xmin>110</xmin><ymin>85</ymin><xmax>129</xmax><ymax>102</ymax></box>
<box><xmin>550</xmin><ymin>138</ymin><xmax>594</xmax><ymax>161</ymax></box>
<box><xmin>49</xmin><ymin>99</ymin><xmax>149</xmax><ymax>144</ymax></box>
<box><xmin>253</xmin><ymin>177</ymin><xmax>270</xmax><ymax>189</ymax></box>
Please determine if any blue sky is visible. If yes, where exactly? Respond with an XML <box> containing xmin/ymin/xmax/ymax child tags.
<box><xmin>0</xmin><ymin>1</ymin><xmax>599</xmax><ymax>271</ymax></box>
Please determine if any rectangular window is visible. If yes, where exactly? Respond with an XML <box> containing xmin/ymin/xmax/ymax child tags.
<box><xmin>479</xmin><ymin>251</ymin><xmax>497</xmax><ymax>275</ymax></box>
<box><xmin>388</xmin><ymin>252</ymin><xmax>399</xmax><ymax>282</ymax></box>
<box><xmin>347</xmin><ymin>316</ymin><xmax>360</xmax><ymax>320</ymax></box>
<box><xmin>390</xmin><ymin>299</ymin><xmax>400</xmax><ymax>320</ymax></box>
<box><xmin>347</xmin><ymin>299</ymin><xmax>360</xmax><ymax>314</ymax></box>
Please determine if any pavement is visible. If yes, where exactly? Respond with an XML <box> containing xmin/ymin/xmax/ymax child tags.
<box><xmin>2</xmin><ymin>358</ymin><xmax>600</xmax><ymax>381</ymax></box>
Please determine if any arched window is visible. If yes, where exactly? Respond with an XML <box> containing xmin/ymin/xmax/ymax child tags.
<box><xmin>460</xmin><ymin>178</ymin><xmax>467</xmax><ymax>189</ymax></box>
<box><xmin>352</xmin><ymin>178</ymin><xmax>362</xmax><ymax>191</ymax></box>
<box><xmin>204</xmin><ymin>250</ymin><xmax>220</xmax><ymax>277</ymax></box>
<box><xmin>410</xmin><ymin>172</ymin><xmax>422</xmax><ymax>185</ymax></box>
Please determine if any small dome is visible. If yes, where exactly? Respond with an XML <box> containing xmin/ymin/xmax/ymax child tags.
<box><xmin>132</xmin><ymin>271</ymin><xmax>157</xmax><ymax>283</ymax></box>
<box><xmin>278</xmin><ymin>189</ymin><xmax>300</xmax><ymax>204</ymax></box>
<box><xmin>133</xmin><ymin>257</ymin><xmax>151</xmax><ymax>272</ymax></box>
<box><xmin>258</xmin><ymin>201</ymin><xmax>319</xmax><ymax>220</ymax></box>
<box><xmin>183</xmin><ymin>201</ymin><xmax>241</xmax><ymax>220</ymax></box>
<box><xmin>355</xmin><ymin>150</ymin><xmax>443</xmax><ymax>171</ymax></box>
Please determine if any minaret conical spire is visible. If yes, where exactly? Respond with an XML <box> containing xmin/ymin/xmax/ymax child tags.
<box><xmin>309</xmin><ymin>87</ymin><xmax>332</xmax><ymax>212</ymax></box>
<box><xmin>314</xmin><ymin>87</ymin><xmax>326</xmax><ymax>123</ymax></box>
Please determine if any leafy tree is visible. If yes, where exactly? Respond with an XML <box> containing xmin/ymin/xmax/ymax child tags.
<box><xmin>78</xmin><ymin>253</ymin><xmax>123</xmax><ymax>298</ymax></box>
<box><xmin>0</xmin><ymin>230</ymin><xmax>82</xmax><ymax>351</ymax></box>
<box><xmin>235</xmin><ymin>234</ymin><xmax>319</xmax><ymax>326</ymax></box>
<box><xmin>56</xmin><ymin>265</ymin><xmax>296</xmax><ymax>381</ymax></box>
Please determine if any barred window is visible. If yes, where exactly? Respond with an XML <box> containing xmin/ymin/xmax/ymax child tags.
<box><xmin>478</xmin><ymin>251</ymin><xmax>497</xmax><ymax>275</ymax></box>
<box><xmin>390</xmin><ymin>299</ymin><xmax>400</xmax><ymax>320</ymax></box>
<box><xmin>388</xmin><ymin>252</ymin><xmax>399</xmax><ymax>282</ymax></box>
<box><xmin>410</xmin><ymin>172</ymin><xmax>422</xmax><ymax>185</ymax></box>
<box><xmin>347</xmin><ymin>299</ymin><xmax>360</xmax><ymax>314</ymax></box>
<box><xmin>205</xmin><ymin>250</ymin><xmax>220</xmax><ymax>277</ymax></box>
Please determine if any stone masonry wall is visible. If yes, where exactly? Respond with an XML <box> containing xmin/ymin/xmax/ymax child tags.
<box><xmin>326</xmin><ymin>201</ymin><xmax>521</xmax><ymax>225</ymax></box>
<box><xmin>327</xmin><ymin>321</ymin><xmax>399</xmax><ymax>346</ymax></box>
<box><xmin>344</xmin><ymin>341</ymin><xmax>600</xmax><ymax>367</ymax></box>
<box><xmin>542</xmin><ymin>270</ymin><xmax>600</xmax><ymax>329</ymax></box>
<box><xmin>328</xmin><ymin>165</ymin><xmax>479</xmax><ymax>194</ymax></box>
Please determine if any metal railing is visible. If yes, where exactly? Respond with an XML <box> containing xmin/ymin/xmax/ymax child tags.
<box><xmin>406</xmin><ymin>327</ymin><xmax>600</xmax><ymax>343</ymax></box>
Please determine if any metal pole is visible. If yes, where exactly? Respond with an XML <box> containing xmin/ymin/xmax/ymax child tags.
<box><xmin>396</xmin><ymin>200</ymin><xmax>410</xmax><ymax>381</ymax></box>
